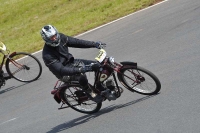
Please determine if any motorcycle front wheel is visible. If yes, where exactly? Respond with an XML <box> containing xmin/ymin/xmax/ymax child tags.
<box><xmin>60</xmin><ymin>84</ymin><xmax>102</xmax><ymax>114</ymax></box>
<box><xmin>117</xmin><ymin>66</ymin><xmax>161</xmax><ymax>95</ymax></box>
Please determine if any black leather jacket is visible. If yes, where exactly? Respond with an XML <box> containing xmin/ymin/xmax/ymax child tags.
<box><xmin>42</xmin><ymin>33</ymin><xmax>97</xmax><ymax>79</ymax></box>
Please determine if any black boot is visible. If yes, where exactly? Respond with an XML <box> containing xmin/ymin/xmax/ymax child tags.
<box><xmin>83</xmin><ymin>85</ymin><xmax>103</xmax><ymax>103</ymax></box>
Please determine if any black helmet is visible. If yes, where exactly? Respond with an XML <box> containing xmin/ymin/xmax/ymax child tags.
<box><xmin>40</xmin><ymin>25</ymin><xmax>60</xmax><ymax>47</ymax></box>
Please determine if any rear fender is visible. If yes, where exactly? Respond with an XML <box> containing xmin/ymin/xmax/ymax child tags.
<box><xmin>51</xmin><ymin>83</ymin><xmax>69</xmax><ymax>104</ymax></box>
<box><xmin>51</xmin><ymin>89</ymin><xmax>61</xmax><ymax>104</ymax></box>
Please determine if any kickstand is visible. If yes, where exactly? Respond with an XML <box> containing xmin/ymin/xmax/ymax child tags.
<box><xmin>58</xmin><ymin>103</ymin><xmax>70</xmax><ymax>110</ymax></box>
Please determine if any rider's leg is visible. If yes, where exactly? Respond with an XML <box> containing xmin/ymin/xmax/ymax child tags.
<box><xmin>78</xmin><ymin>74</ymin><xmax>90</xmax><ymax>91</ymax></box>
<box><xmin>77</xmin><ymin>59</ymin><xmax>95</xmax><ymax>91</ymax></box>
<box><xmin>77</xmin><ymin>59</ymin><xmax>106</xmax><ymax>92</ymax></box>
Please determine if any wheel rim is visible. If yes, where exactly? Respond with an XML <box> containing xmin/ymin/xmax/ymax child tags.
<box><xmin>8</xmin><ymin>53</ymin><xmax>41</xmax><ymax>82</ymax></box>
<box><xmin>64</xmin><ymin>86</ymin><xmax>99</xmax><ymax>112</ymax></box>
<box><xmin>122</xmin><ymin>68</ymin><xmax>157</xmax><ymax>94</ymax></box>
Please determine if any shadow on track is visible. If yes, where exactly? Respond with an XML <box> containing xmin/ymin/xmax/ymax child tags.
<box><xmin>0</xmin><ymin>83</ymin><xmax>29</xmax><ymax>94</ymax></box>
<box><xmin>47</xmin><ymin>94</ymin><xmax>158</xmax><ymax>133</ymax></box>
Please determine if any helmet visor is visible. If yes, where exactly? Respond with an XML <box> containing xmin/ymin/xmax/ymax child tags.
<box><xmin>50</xmin><ymin>34</ymin><xmax>58</xmax><ymax>41</ymax></box>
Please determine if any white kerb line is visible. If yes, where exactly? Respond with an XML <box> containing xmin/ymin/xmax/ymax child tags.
<box><xmin>0</xmin><ymin>117</ymin><xmax>18</xmax><ymax>125</ymax></box>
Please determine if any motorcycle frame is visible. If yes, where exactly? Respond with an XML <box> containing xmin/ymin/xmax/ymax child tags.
<box><xmin>52</xmin><ymin>57</ymin><xmax>138</xmax><ymax>110</ymax></box>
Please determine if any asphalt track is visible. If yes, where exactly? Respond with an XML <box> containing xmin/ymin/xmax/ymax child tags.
<box><xmin>1</xmin><ymin>0</ymin><xmax>200</xmax><ymax>132</ymax></box>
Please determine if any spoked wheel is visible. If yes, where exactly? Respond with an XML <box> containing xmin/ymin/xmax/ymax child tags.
<box><xmin>5</xmin><ymin>52</ymin><xmax>42</xmax><ymax>82</ymax></box>
<box><xmin>117</xmin><ymin>66</ymin><xmax>161</xmax><ymax>95</ymax></box>
<box><xmin>60</xmin><ymin>84</ymin><xmax>102</xmax><ymax>114</ymax></box>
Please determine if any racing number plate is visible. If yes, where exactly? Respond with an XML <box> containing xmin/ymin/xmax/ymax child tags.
<box><xmin>95</xmin><ymin>49</ymin><xmax>107</xmax><ymax>63</ymax></box>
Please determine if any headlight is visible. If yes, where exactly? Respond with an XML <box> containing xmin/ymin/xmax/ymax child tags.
<box><xmin>108</xmin><ymin>57</ymin><xmax>115</xmax><ymax>65</ymax></box>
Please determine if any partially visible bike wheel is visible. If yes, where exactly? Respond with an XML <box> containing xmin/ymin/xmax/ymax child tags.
<box><xmin>60</xmin><ymin>84</ymin><xmax>102</xmax><ymax>114</ymax></box>
<box><xmin>5</xmin><ymin>52</ymin><xmax>42</xmax><ymax>82</ymax></box>
<box><xmin>117</xmin><ymin>66</ymin><xmax>161</xmax><ymax>95</ymax></box>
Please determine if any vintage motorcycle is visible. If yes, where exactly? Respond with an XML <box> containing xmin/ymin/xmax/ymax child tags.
<box><xmin>51</xmin><ymin>49</ymin><xmax>161</xmax><ymax>114</ymax></box>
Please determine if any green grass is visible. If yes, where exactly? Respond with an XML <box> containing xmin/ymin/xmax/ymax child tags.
<box><xmin>0</xmin><ymin>0</ymin><xmax>161</xmax><ymax>54</ymax></box>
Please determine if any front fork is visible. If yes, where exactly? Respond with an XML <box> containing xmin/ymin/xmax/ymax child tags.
<box><xmin>112</xmin><ymin>72</ymin><xmax>121</xmax><ymax>98</ymax></box>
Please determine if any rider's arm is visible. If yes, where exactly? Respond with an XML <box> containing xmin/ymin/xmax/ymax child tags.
<box><xmin>62</xmin><ymin>34</ymin><xmax>97</xmax><ymax>48</ymax></box>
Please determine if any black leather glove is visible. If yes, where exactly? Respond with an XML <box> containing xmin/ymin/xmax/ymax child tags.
<box><xmin>95</xmin><ymin>41</ymin><xmax>106</xmax><ymax>49</ymax></box>
<box><xmin>79</xmin><ymin>65</ymin><xmax>92</xmax><ymax>73</ymax></box>
<box><xmin>91</xmin><ymin>62</ymin><xmax>101</xmax><ymax>71</ymax></box>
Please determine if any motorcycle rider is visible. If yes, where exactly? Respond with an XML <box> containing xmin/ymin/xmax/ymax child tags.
<box><xmin>41</xmin><ymin>25</ymin><xmax>106</xmax><ymax>102</ymax></box>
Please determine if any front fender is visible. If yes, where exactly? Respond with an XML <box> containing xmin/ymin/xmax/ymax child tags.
<box><xmin>120</xmin><ymin>61</ymin><xmax>137</xmax><ymax>67</ymax></box>
<box><xmin>117</xmin><ymin>61</ymin><xmax>137</xmax><ymax>90</ymax></box>
<box><xmin>8</xmin><ymin>52</ymin><xmax>17</xmax><ymax>57</ymax></box>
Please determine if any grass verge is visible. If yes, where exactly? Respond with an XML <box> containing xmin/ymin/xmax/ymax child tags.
<box><xmin>0</xmin><ymin>0</ymin><xmax>162</xmax><ymax>54</ymax></box>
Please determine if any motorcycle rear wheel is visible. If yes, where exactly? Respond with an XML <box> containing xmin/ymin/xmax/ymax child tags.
<box><xmin>117</xmin><ymin>66</ymin><xmax>161</xmax><ymax>95</ymax></box>
<box><xmin>60</xmin><ymin>84</ymin><xmax>102</xmax><ymax>114</ymax></box>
